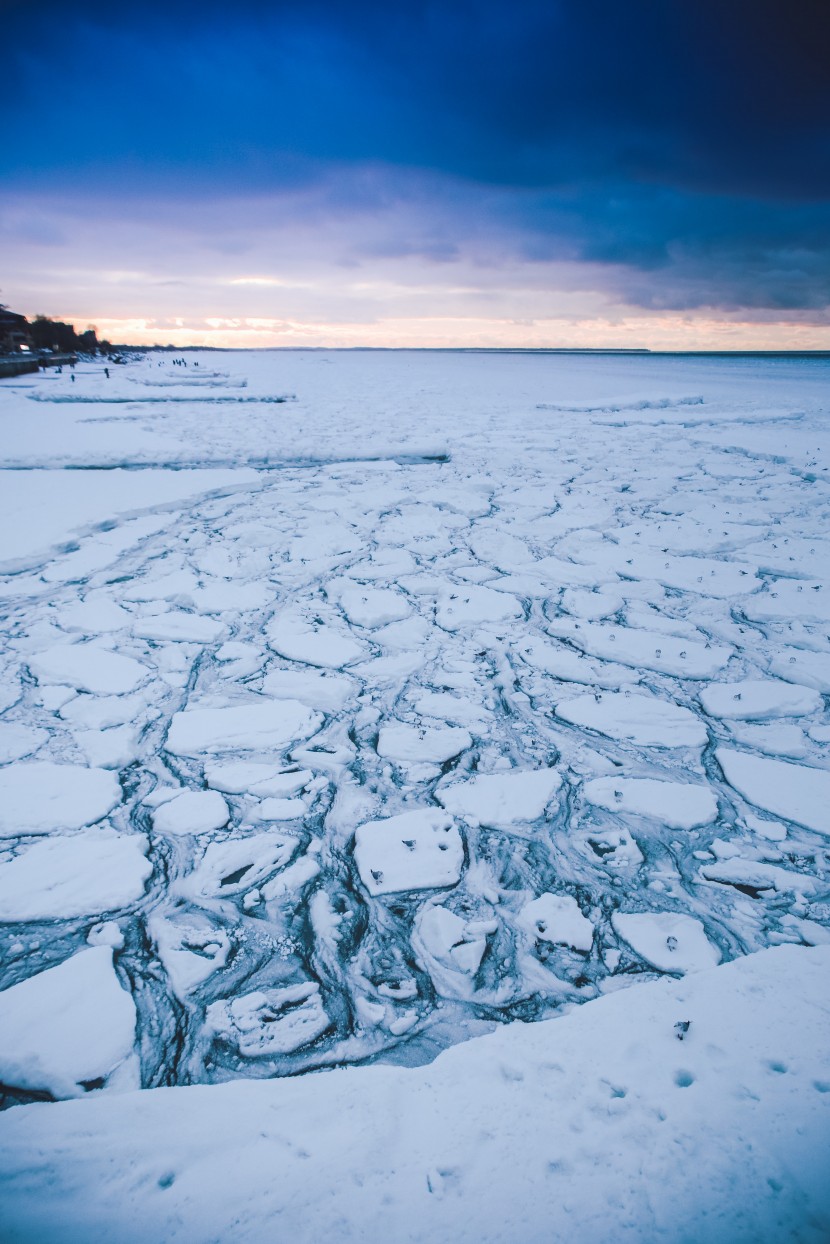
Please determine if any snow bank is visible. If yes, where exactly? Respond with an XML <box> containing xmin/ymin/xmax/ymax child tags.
<box><xmin>0</xmin><ymin>947</ymin><xmax>827</xmax><ymax>1243</ymax></box>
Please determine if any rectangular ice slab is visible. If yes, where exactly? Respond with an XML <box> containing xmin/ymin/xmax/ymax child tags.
<box><xmin>556</xmin><ymin>692</ymin><xmax>707</xmax><ymax>748</ymax></box>
<box><xmin>716</xmin><ymin>748</ymin><xmax>830</xmax><ymax>836</ymax></box>
<box><xmin>27</xmin><ymin>644</ymin><xmax>148</xmax><ymax>694</ymax></box>
<box><xmin>612</xmin><ymin>911</ymin><xmax>721</xmax><ymax>973</ymax></box>
<box><xmin>700</xmin><ymin>680</ymin><xmax>822</xmax><ymax>721</ymax></box>
<box><xmin>354</xmin><ymin>809</ymin><xmax>463</xmax><ymax>896</ymax></box>
<box><xmin>165</xmin><ymin>699</ymin><xmax>322</xmax><ymax>756</ymax></box>
<box><xmin>582</xmin><ymin>777</ymin><xmax>717</xmax><ymax>830</ymax></box>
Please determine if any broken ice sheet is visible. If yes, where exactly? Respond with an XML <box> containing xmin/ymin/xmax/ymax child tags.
<box><xmin>1</xmin><ymin>350</ymin><xmax>829</xmax><ymax>1097</ymax></box>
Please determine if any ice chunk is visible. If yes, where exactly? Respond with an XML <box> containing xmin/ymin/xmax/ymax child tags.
<box><xmin>700</xmin><ymin>857</ymin><xmax>817</xmax><ymax>895</ymax></box>
<box><xmin>515</xmin><ymin>638</ymin><xmax>639</xmax><ymax>689</ymax></box>
<box><xmin>582</xmin><ymin>777</ymin><xmax>717</xmax><ymax>829</ymax></box>
<box><xmin>436</xmin><ymin>586</ymin><xmax>522</xmax><ymax>630</ymax></box>
<box><xmin>556</xmin><ymin>692</ymin><xmax>707</xmax><ymax>748</ymax></box>
<box><xmin>700</xmin><ymin>680</ymin><xmax>822</xmax><ymax>721</ymax></box>
<box><xmin>377</xmin><ymin>723</ymin><xmax>472</xmax><ymax>765</ymax></box>
<box><xmin>0</xmin><ymin>830</ymin><xmax>151</xmax><ymax>921</ymax></box>
<box><xmin>57</xmin><ymin>597</ymin><xmax>132</xmax><ymax>634</ymax></box>
<box><xmin>547</xmin><ymin>619</ymin><xmax>731</xmax><ymax>680</ymax></box>
<box><xmin>716</xmin><ymin>747</ymin><xmax>830</xmax><ymax>836</ymax></box>
<box><xmin>152</xmin><ymin>790</ymin><xmax>230</xmax><ymax>836</ymax></box>
<box><xmin>204</xmin><ymin>761</ymin><xmax>312</xmax><ymax>798</ymax></box>
<box><xmin>416</xmin><ymin>905</ymin><xmax>489</xmax><ymax>978</ymax></box>
<box><xmin>148</xmin><ymin>914</ymin><xmax>231</xmax><ymax>998</ymax></box>
<box><xmin>132</xmin><ymin>613</ymin><xmax>226</xmax><ymax>643</ymax></box>
<box><xmin>247</xmin><ymin>798</ymin><xmax>306</xmax><ymax>822</ymax></box>
<box><xmin>0</xmin><ymin>947</ymin><xmax>137</xmax><ymax>1099</ymax></box>
<box><xmin>0</xmin><ymin>723</ymin><xmax>48</xmax><ymax>764</ymax></box>
<box><xmin>165</xmin><ymin>699</ymin><xmax>321</xmax><ymax>756</ymax></box>
<box><xmin>182</xmin><ymin>832</ymin><xmax>299</xmax><ymax>898</ymax></box>
<box><xmin>267</xmin><ymin>609</ymin><xmax>365</xmax><ymax>668</ymax></box>
<box><xmin>73</xmin><ymin>726</ymin><xmax>140</xmax><ymax>769</ymax></box>
<box><xmin>727</xmin><ymin>722</ymin><xmax>808</xmax><ymax>758</ymax></box>
<box><xmin>261</xmin><ymin>667</ymin><xmax>354</xmax><ymax>712</ymax></box>
<box><xmin>338</xmin><ymin>587</ymin><xmax>411</xmax><ymax>628</ymax></box>
<box><xmin>769</xmin><ymin>647</ymin><xmax>830</xmax><ymax>693</ymax></box>
<box><xmin>612</xmin><ymin>912</ymin><xmax>721</xmax><ymax>973</ymax></box>
<box><xmin>745</xmin><ymin>579</ymin><xmax>830</xmax><ymax>624</ymax></box>
<box><xmin>518</xmin><ymin>894</ymin><xmax>594</xmax><ymax>952</ymax></box>
<box><xmin>0</xmin><ymin>762</ymin><xmax>121</xmax><ymax>837</ymax></box>
<box><xmin>437</xmin><ymin>768</ymin><xmax>561</xmax><ymax>828</ymax></box>
<box><xmin>27</xmin><ymin>644</ymin><xmax>148</xmax><ymax>694</ymax></box>
<box><xmin>206</xmin><ymin>983</ymin><xmax>330</xmax><ymax>1057</ymax></box>
<box><xmin>354</xmin><ymin>809</ymin><xmax>463</xmax><ymax>896</ymax></box>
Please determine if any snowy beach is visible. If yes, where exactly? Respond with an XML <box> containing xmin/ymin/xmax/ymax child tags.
<box><xmin>0</xmin><ymin>349</ymin><xmax>829</xmax><ymax>1240</ymax></box>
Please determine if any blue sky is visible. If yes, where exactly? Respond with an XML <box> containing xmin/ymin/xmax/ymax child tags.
<box><xmin>2</xmin><ymin>0</ymin><xmax>829</xmax><ymax>347</ymax></box>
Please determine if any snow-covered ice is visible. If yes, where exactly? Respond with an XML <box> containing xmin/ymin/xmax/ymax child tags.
<box><xmin>582</xmin><ymin>775</ymin><xmax>718</xmax><ymax>829</ymax></box>
<box><xmin>0</xmin><ymin>947</ymin><xmax>137</xmax><ymax>1099</ymax></box>
<box><xmin>0</xmin><ymin>831</ymin><xmax>152</xmax><ymax>921</ymax></box>
<box><xmin>716</xmin><ymin>747</ymin><xmax>830</xmax><ymax>835</ymax></box>
<box><xmin>354</xmin><ymin>809</ymin><xmax>464</xmax><ymax>895</ymax></box>
<box><xmin>0</xmin><ymin>947</ymin><xmax>827</xmax><ymax>1242</ymax></box>
<box><xmin>0</xmin><ymin>762</ymin><xmax>121</xmax><ymax>836</ymax></box>
<box><xmin>1</xmin><ymin>350</ymin><xmax>829</xmax><ymax>1238</ymax></box>
<box><xmin>165</xmin><ymin>699</ymin><xmax>322</xmax><ymax>755</ymax></box>
<box><xmin>437</xmin><ymin>767</ymin><xmax>561</xmax><ymax>828</ymax></box>
<box><xmin>151</xmin><ymin>790</ymin><xmax>230</xmax><ymax>836</ymax></box>
<box><xmin>611</xmin><ymin>910</ymin><xmax>722</xmax><ymax>973</ymax></box>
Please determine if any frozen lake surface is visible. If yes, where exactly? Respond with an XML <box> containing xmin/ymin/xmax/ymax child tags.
<box><xmin>0</xmin><ymin>349</ymin><xmax>828</xmax><ymax>1240</ymax></box>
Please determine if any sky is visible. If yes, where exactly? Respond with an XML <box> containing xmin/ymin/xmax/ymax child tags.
<box><xmin>2</xmin><ymin>0</ymin><xmax>829</xmax><ymax>349</ymax></box>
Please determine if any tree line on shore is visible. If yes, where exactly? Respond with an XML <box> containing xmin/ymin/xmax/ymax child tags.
<box><xmin>27</xmin><ymin>315</ymin><xmax>112</xmax><ymax>355</ymax></box>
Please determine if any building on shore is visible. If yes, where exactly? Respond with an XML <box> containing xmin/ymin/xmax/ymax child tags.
<box><xmin>0</xmin><ymin>307</ymin><xmax>33</xmax><ymax>354</ymax></box>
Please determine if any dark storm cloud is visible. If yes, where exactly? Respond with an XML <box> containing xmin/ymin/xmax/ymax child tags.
<box><xmin>3</xmin><ymin>0</ymin><xmax>829</xmax><ymax>312</ymax></box>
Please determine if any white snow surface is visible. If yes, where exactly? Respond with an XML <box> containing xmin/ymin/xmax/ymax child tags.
<box><xmin>354</xmin><ymin>809</ymin><xmax>464</xmax><ymax>895</ymax></box>
<box><xmin>437</xmin><ymin>768</ymin><xmax>561</xmax><ymax>828</ymax></box>
<box><xmin>582</xmin><ymin>776</ymin><xmax>718</xmax><ymax>829</ymax></box>
<box><xmin>0</xmin><ymin>947</ymin><xmax>827</xmax><ymax>1243</ymax></box>
<box><xmin>716</xmin><ymin>747</ymin><xmax>830</xmax><ymax>836</ymax></box>
<box><xmin>165</xmin><ymin>699</ymin><xmax>322</xmax><ymax>755</ymax></box>
<box><xmin>0</xmin><ymin>831</ymin><xmax>152</xmax><ymax>921</ymax></box>
<box><xmin>2</xmin><ymin>351</ymin><xmax>830</xmax><ymax>1233</ymax></box>
<box><xmin>0</xmin><ymin>762</ymin><xmax>121</xmax><ymax>836</ymax></box>
<box><xmin>0</xmin><ymin>947</ymin><xmax>137</xmax><ymax>1099</ymax></box>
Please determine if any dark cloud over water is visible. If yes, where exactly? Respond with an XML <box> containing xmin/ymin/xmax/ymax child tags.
<box><xmin>3</xmin><ymin>0</ymin><xmax>829</xmax><ymax>317</ymax></box>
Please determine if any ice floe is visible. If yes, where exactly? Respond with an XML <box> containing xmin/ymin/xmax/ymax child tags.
<box><xmin>354</xmin><ymin>809</ymin><xmax>464</xmax><ymax>895</ymax></box>
<box><xmin>0</xmin><ymin>762</ymin><xmax>121</xmax><ymax>837</ymax></box>
<box><xmin>0</xmin><ymin>830</ymin><xmax>151</xmax><ymax>921</ymax></box>
<box><xmin>0</xmin><ymin>946</ymin><xmax>137</xmax><ymax>1099</ymax></box>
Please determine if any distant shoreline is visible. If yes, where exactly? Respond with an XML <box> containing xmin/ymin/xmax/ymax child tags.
<box><xmin>132</xmin><ymin>345</ymin><xmax>830</xmax><ymax>358</ymax></box>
